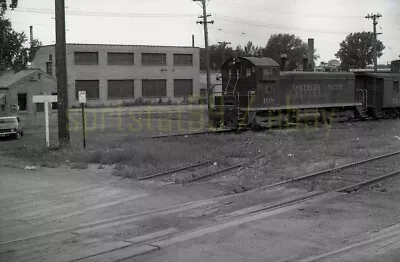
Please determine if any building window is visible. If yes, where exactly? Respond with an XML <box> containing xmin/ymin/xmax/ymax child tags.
<box><xmin>75</xmin><ymin>80</ymin><xmax>100</xmax><ymax>100</ymax></box>
<box><xmin>46</xmin><ymin>62</ymin><xmax>52</xmax><ymax>75</ymax></box>
<box><xmin>74</xmin><ymin>52</ymin><xmax>99</xmax><ymax>65</ymax></box>
<box><xmin>107</xmin><ymin>53</ymin><xmax>134</xmax><ymax>65</ymax></box>
<box><xmin>394</xmin><ymin>81</ymin><xmax>400</xmax><ymax>93</ymax></box>
<box><xmin>108</xmin><ymin>80</ymin><xmax>134</xmax><ymax>99</ymax></box>
<box><xmin>52</xmin><ymin>93</ymin><xmax>58</xmax><ymax>109</ymax></box>
<box><xmin>141</xmin><ymin>53</ymin><xmax>167</xmax><ymax>66</ymax></box>
<box><xmin>49</xmin><ymin>54</ymin><xmax>53</xmax><ymax>61</ymax></box>
<box><xmin>17</xmin><ymin>93</ymin><xmax>27</xmax><ymax>111</ymax></box>
<box><xmin>174</xmin><ymin>54</ymin><xmax>193</xmax><ymax>66</ymax></box>
<box><xmin>174</xmin><ymin>79</ymin><xmax>193</xmax><ymax>97</ymax></box>
<box><xmin>142</xmin><ymin>79</ymin><xmax>167</xmax><ymax>97</ymax></box>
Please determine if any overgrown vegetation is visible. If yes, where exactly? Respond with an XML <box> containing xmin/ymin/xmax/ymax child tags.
<box><xmin>0</xmin><ymin>1</ymin><xmax>42</xmax><ymax>72</ymax></box>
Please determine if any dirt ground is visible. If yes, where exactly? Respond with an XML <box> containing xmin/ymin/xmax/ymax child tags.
<box><xmin>2</xmin><ymin>106</ymin><xmax>400</xmax><ymax>196</ymax></box>
<box><xmin>133</xmin><ymin>176</ymin><xmax>400</xmax><ymax>262</ymax></box>
<box><xmin>203</xmin><ymin>119</ymin><xmax>400</xmax><ymax>194</ymax></box>
<box><xmin>2</xmin><ymin>110</ymin><xmax>400</xmax><ymax>261</ymax></box>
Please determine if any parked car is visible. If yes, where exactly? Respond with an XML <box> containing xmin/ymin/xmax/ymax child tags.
<box><xmin>0</xmin><ymin>116</ymin><xmax>24</xmax><ymax>139</ymax></box>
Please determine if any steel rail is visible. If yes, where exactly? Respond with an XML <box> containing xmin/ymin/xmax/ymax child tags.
<box><xmin>251</xmin><ymin>168</ymin><xmax>400</xmax><ymax>216</ymax></box>
<box><xmin>84</xmin><ymin>168</ymin><xmax>400</xmax><ymax>261</ymax></box>
<box><xmin>185</xmin><ymin>134</ymin><xmax>283</xmax><ymax>183</ymax></box>
<box><xmin>2</xmin><ymin>148</ymin><xmax>398</xmax><ymax>251</ymax></box>
<box><xmin>259</xmin><ymin>150</ymin><xmax>400</xmax><ymax>191</ymax></box>
<box><xmin>151</xmin><ymin>128</ymin><xmax>236</xmax><ymax>139</ymax></box>
<box><xmin>138</xmin><ymin>139</ymin><xmax>253</xmax><ymax>180</ymax></box>
<box><xmin>138</xmin><ymin>155</ymin><xmax>228</xmax><ymax>180</ymax></box>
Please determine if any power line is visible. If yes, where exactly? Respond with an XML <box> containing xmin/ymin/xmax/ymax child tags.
<box><xmin>12</xmin><ymin>6</ymin><xmax>375</xmax><ymax>36</ymax></box>
<box><xmin>214</xmin><ymin>0</ymin><xmax>365</xmax><ymax>19</ymax></box>
<box><xmin>217</xmin><ymin>15</ymin><xmax>351</xmax><ymax>35</ymax></box>
<box><xmin>14</xmin><ymin>7</ymin><xmax>198</xmax><ymax>18</ymax></box>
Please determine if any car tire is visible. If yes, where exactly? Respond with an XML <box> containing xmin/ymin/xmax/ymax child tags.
<box><xmin>21</xmin><ymin>131</ymin><xmax>24</xmax><ymax>136</ymax></box>
<box><xmin>14</xmin><ymin>132</ymin><xmax>21</xmax><ymax>140</ymax></box>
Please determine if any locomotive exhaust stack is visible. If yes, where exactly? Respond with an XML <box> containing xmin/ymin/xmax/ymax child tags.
<box><xmin>302</xmin><ymin>55</ymin><xmax>309</xmax><ymax>72</ymax></box>
<box><xmin>280</xmin><ymin>54</ymin><xmax>288</xmax><ymax>72</ymax></box>
<box><xmin>307</xmin><ymin>38</ymin><xmax>315</xmax><ymax>72</ymax></box>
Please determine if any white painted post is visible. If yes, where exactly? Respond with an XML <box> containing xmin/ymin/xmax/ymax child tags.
<box><xmin>44</xmin><ymin>102</ymin><xmax>50</xmax><ymax>148</ymax></box>
<box><xmin>32</xmin><ymin>95</ymin><xmax>57</xmax><ymax>148</ymax></box>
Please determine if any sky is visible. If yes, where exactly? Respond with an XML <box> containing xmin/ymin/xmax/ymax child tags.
<box><xmin>6</xmin><ymin>0</ymin><xmax>400</xmax><ymax>64</ymax></box>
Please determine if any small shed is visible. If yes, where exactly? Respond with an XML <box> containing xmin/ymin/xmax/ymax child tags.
<box><xmin>0</xmin><ymin>69</ymin><xmax>58</xmax><ymax>119</ymax></box>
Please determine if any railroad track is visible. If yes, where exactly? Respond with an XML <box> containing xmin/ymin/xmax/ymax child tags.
<box><xmin>2</xmin><ymin>150</ymin><xmax>400</xmax><ymax>261</ymax></box>
<box><xmin>151</xmin><ymin>128</ymin><xmax>236</xmax><ymax>139</ymax></box>
<box><xmin>139</xmin><ymin>133</ymin><xmax>283</xmax><ymax>183</ymax></box>
<box><xmin>260</xmin><ymin>149</ymin><xmax>400</xmax><ymax>192</ymax></box>
<box><xmin>65</xmin><ymin>154</ymin><xmax>400</xmax><ymax>261</ymax></box>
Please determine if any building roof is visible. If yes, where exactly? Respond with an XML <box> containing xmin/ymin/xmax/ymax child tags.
<box><xmin>0</xmin><ymin>70</ymin><xmax>40</xmax><ymax>88</ymax></box>
<box><xmin>350</xmin><ymin>68</ymin><xmax>392</xmax><ymax>73</ymax></box>
<box><xmin>241</xmin><ymin>57</ymin><xmax>280</xmax><ymax>67</ymax></box>
<box><xmin>280</xmin><ymin>71</ymin><xmax>354</xmax><ymax>77</ymax></box>
<box><xmin>356</xmin><ymin>72</ymin><xmax>400</xmax><ymax>78</ymax></box>
<box><xmin>40</xmin><ymin>43</ymin><xmax>199</xmax><ymax>49</ymax></box>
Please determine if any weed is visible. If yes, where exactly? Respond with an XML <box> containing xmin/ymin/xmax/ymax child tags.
<box><xmin>70</xmin><ymin>162</ymin><xmax>88</xmax><ymax>169</ymax></box>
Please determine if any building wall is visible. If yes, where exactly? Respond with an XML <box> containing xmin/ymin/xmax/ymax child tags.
<box><xmin>4</xmin><ymin>71</ymin><xmax>58</xmax><ymax>125</ymax></box>
<box><xmin>33</xmin><ymin>44</ymin><xmax>201</xmax><ymax>107</ymax></box>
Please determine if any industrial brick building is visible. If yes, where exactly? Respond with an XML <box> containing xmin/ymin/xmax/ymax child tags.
<box><xmin>32</xmin><ymin>44</ymin><xmax>200</xmax><ymax>107</ymax></box>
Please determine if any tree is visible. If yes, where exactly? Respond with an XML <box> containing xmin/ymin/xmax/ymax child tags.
<box><xmin>1</xmin><ymin>0</ymin><xmax>18</xmax><ymax>15</ymax></box>
<box><xmin>0</xmin><ymin>0</ymin><xmax>42</xmax><ymax>72</ymax></box>
<box><xmin>335</xmin><ymin>32</ymin><xmax>385</xmax><ymax>71</ymax></box>
<box><xmin>200</xmin><ymin>43</ymin><xmax>237</xmax><ymax>71</ymax></box>
<box><xmin>262</xmin><ymin>34</ymin><xmax>308</xmax><ymax>71</ymax></box>
<box><xmin>236</xmin><ymin>41</ymin><xmax>262</xmax><ymax>57</ymax></box>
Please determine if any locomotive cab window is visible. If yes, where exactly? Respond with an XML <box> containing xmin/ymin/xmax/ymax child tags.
<box><xmin>394</xmin><ymin>81</ymin><xmax>399</xmax><ymax>93</ymax></box>
<box><xmin>261</xmin><ymin>67</ymin><xmax>279</xmax><ymax>81</ymax></box>
<box><xmin>246</xmin><ymin>68</ymin><xmax>251</xmax><ymax>77</ymax></box>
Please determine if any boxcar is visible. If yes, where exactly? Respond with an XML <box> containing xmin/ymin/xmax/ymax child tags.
<box><xmin>355</xmin><ymin>72</ymin><xmax>400</xmax><ymax>117</ymax></box>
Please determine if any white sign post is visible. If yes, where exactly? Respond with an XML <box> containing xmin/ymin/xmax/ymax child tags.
<box><xmin>33</xmin><ymin>95</ymin><xmax>58</xmax><ymax>148</ymax></box>
<box><xmin>78</xmin><ymin>91</ymin><xmax>87</xmax><ymax>149</ymax></box>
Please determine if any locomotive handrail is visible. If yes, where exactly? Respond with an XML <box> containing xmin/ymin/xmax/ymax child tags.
<box><xmin>355</xmin><ymin>88</ymin><xmax>368</xmax><ymax>111</ymax></box>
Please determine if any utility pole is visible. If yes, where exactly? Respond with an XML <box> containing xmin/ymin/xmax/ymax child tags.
<box><xmin>193</xmin><ymin>0</ymin><xmax>214</xmax><ymax>119</ymax></box>
<box><xmin>55</xmin><ymin>0</ymin><xmax>70</xmax><ymax>145</ymax></box>
<box><xmin>365</xmin><ymin>13</ymin><xmax>382</xmax><ymax>73</ymax></box>
<box><xmin>217</xmin><ymin>41</ymin><xmax>231</xmax><ymax>64</ymax></box>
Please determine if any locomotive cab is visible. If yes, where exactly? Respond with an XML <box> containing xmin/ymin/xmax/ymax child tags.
<box><xmin>212</xmin><ymin>57</ymin><xmax>280</xmax><ymax>129</ymax></box>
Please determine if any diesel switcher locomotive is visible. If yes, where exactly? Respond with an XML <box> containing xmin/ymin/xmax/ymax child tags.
<box><xmin>211</xmin><ymin>57</ymin><xmax>400</xmax><ymax>129</ymax></box>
